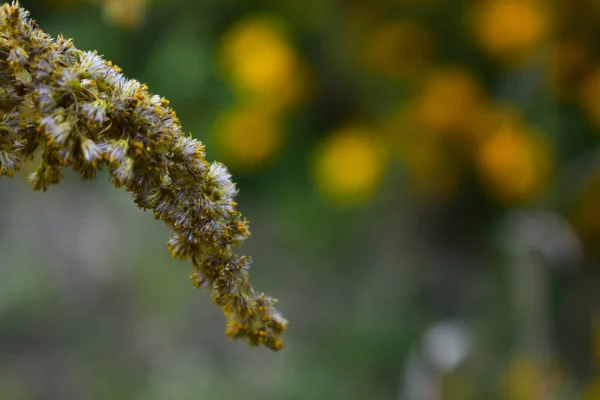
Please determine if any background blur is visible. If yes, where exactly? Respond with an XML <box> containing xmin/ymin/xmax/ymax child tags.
<box><xmin>1</xmin><ymin>0</ymin><xmax>599</xmax><ymax>398</ymax></box>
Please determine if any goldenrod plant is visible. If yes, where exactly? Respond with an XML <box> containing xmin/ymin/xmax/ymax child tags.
<box><xmin>0</xmin><ymin>2</ymin><xmax>286</xmax><ymax>350</ymax></box>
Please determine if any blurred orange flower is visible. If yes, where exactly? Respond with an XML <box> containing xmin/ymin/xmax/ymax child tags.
<box><xmin>313</xmin><ymin>125</ymin><xmax>387</xmax><ymax>206</ymax></box>
<box><xmin>477</xmin><ymin>112</ymin><xmax>552</xmax><ymax>204</ymax></box>
<box><xmin>470</xmin><ymin>0</ymin><xmax>550</xmax><ymax>63</ymax></box>
<box><xmin>411</xmin><ymin>67</ymin><xmax>485</xmax><ymax>136</ymax></box>
<box><xmin>214</xmin><ymin>104</ymin><xmax>283</xmax><ymax>170</ymax></box>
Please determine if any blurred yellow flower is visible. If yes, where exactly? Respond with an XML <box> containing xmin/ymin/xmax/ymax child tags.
<box><xmin>313</xmin><ymin>125</ymin><xmax>387</xmax><ymax>206</ymax></box>
<box><xmin>579</xmin><ymin>67</ymin><xmax>600</xmax><ymax>129</ymax></box>
<box><xmin>214</xmin><ymin>104</ymin><xmax>283</xmax><ymax>170</ymax></box>
<box><xmin>364</xmin><ymin>20</ymin><xmax>433</xmax><ymax>81</ymax></box>
<box><xmin>102</xmin><ymin>0</ymin><xmax>146</xmax><ymax>29</ymax></box>
<box><xmin>477</xmin><ymin>113</ymin><xmax>551</xmax><ymax>204</ymax></box>
<box><xmin>411</xmin><ymin>67</ymin><xmax>485</xmax><ymax>135</ymax></box>
<box><xmin>220</xmin><ymin>15</ymin><xmax>307</xmax><ymax>111</ymax></box>
<box><xmin>471</xmin><ymin>0</ymin><xmax>550</xmax><ymax>62</ymax></box>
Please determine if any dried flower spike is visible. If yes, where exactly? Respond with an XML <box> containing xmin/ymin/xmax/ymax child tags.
<box><xmin>0</xmin><ymin>1</ymin><xmax>286</xmax><ymax>350</ymax></box>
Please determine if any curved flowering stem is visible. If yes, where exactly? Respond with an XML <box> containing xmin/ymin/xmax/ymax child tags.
<box><xmin>0</xmin><ymin>2</ymin><xmax>286</xmax><ymax>350</ymax></box>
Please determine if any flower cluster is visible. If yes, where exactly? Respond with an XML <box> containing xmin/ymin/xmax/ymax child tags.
<box><xmin>0</xmin><ymin>2</ymin><xmax>286</xmax><ymax>350</ymax></box>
